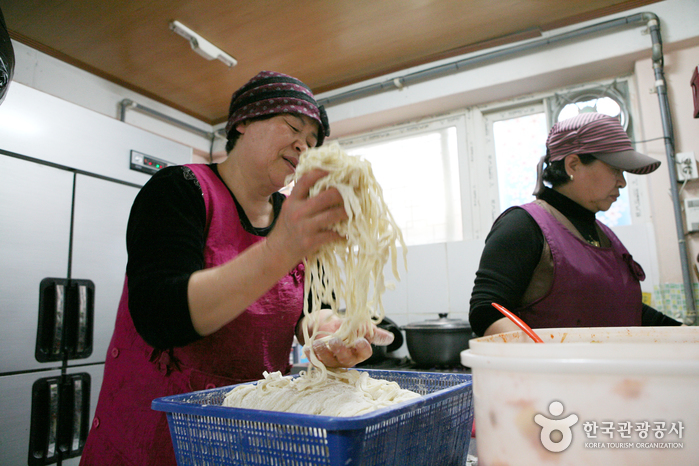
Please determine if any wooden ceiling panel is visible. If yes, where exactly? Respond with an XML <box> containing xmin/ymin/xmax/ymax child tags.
<box><xmin>2</xmin><ymin>0</ymin><xmax>661</xmax><ymax>125</ymax></box>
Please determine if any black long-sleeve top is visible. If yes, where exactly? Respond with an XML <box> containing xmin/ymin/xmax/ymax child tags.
<box><xmin>468</xmin><ymin>187</ymin><xmax>682</xmax><ymax>336</ymax></box>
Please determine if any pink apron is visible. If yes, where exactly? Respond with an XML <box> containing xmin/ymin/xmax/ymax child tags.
<box><xmin>80</xmin><ymin>164</ymin><xmax>305</xmax><ymax>465</ymax></box>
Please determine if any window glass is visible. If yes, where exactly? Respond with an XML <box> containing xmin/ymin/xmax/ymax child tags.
<box><xmin>557</xmin><ymin>96</ymin><xmax>622</xmax><ymax>121</ymax></box>
<box><xmin>343</xmin><ymin>124</ymin><xmax>463</xmax><ymax>246</ymax></box>
<box><xmin>492</xmin><ymin>112</ymin><xmax>548</xmax><ymax>213</ymax></box>
<box><xmin>596</xmin><ymin>187</ymin><xmax>631</xmax><ymax>226</ymax></box>
<box><xmin>336</xmin><ymin>78</ymin><xmax>638</xmax><ymax>244</ymax></box>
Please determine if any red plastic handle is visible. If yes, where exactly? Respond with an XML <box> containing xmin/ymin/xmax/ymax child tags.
<box><xmin>491</xmin><ymin>303</ymin><xmax>544</xmax><ymax>343</ymax></box>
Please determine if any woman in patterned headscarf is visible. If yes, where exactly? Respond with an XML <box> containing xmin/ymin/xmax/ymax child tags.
<box><xmin>81</xmin><ymin>71</ymin><xmax>393</xmax><ymax>465</ymax></box>
<box><xmin>469</xmin><ymin>112</ymin><xmax>682</xmax><ymax>338</ymax></box>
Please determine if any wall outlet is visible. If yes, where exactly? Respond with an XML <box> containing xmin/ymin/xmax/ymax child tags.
<box><xmin>676</xmin><ymin>151</ymin><xmax>698</xmax><ymax>181</ymax></box>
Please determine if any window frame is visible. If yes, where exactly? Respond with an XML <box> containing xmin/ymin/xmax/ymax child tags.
<box><xmin>335</xmin><ymin>74</ymin><xmax>652</xmax><ymax>245</ymax></box>
<box><xmin>481</xmin><ymin>102</ymin><xmax>547</xmax><ymax>221</ymax></box>
<box><xmin>471</xmin><ymin>75</ymin><xmax>653</xmax><ymax>234</ymax></box>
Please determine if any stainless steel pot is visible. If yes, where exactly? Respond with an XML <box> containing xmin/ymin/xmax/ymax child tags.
<box><xmin>403</xmin><ymin>313</ymin><xmax>474</xmax><ymax>367</ymax></box>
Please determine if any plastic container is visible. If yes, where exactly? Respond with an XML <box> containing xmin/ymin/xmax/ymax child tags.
<box><xmin>152</xmin><ymin>369</ymin><xmax>473</xmax><ymax>466</ymax></box>
<box><xmin>461</xmin><ymin>326</ymin><xmax>699</xmax><ymax>465</ymax></box>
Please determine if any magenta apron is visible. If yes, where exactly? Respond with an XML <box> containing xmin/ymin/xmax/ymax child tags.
<box><xmin>80</xmin><ymin>164</ymin><xmax>305</xmax><ymax>465</ymax></box>
<box><xmin>516</xmin><ymin>202</ymin><xmax>644</xmax><ymax>328</ymax></box>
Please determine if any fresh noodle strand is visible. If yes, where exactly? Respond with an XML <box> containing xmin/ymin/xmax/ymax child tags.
<box><xmin>292</xmin><ymin>142</ymin><xmax>407</xmax><ymax>386</ymax></box>
<box><xmin>223</xmin><ymin>142</ymin><xmax>412</xmax><ymax>415</ymax></box>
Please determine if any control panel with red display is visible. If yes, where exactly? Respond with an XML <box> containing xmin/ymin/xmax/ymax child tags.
<box><xmin>130</xmin><ymin>150</ymin><xmax>170</xmax><ymax>175</ymax></box>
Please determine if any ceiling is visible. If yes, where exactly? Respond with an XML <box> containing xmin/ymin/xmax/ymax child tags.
<box><xmin>2</xmin><ymin>0</ymin><xmax>661</xmax><ymax>126</ymax></box>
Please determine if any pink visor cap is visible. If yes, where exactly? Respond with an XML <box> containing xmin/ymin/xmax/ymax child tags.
<box><xmin>545</xmin><ymin>112</ymin><xmax>660</xmax><ymax>175</ymax></box>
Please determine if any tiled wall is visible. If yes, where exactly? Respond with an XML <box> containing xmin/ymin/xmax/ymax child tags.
<box><xmin>653</xmin><ymin>283</ymin><xmax>698</xmax><ymax>323</ymax></box>
<box><xmin>381</xmin><ymin>240</ymin><xmax>484</xmax><ymax>357</ymax></box>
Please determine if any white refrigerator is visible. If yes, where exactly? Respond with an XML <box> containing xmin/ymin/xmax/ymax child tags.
<box><xmin>0</xmin><ymin>83</ymin><xmax>192</xmax><ymax>465</ymax></box>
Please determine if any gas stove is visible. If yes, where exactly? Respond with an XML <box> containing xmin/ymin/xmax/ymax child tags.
<box><xmin>291</xmin><ymin>356</ymin><xmax>470</xmax><ymax>375</ymax></box>
<box><xmin>357</xmin><ymin>356</ymin><xmax>471</xmax><ymax>374</ymax></box>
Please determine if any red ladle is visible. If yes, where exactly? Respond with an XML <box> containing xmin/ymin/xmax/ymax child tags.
<box><xmin>491</xmin><ymin>303</ymin><xmax>544</xmax><ymax>343</ymax></box>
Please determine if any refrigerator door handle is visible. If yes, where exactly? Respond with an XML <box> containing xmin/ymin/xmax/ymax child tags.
<box><xmin>37</xmin><ymin>278</ymin><xmax>69</xmax><ymax>363</ymax></box>
<box><xmin>69</xmin><ymin>279</ymin><xmax>94</xmax><ymax>359</ymax></box>
<box><xmin>47</xmin><ymin>380</ymin><xmax>59</xmax><ymax>459</ymax></box>
<box><xmin>51</xmin><ymin>284</ymin><xmax>65</xmax><ymax>357</ymax></box>
<box><xmin>36</xmin><ymin>278</ymin><xmax>94</xmax><ymax>361</ymax></box>
<box><xmin>76</xmin><ymin>285</ymin><xmax>88</xmax><ymax>354</ymax></box>
<box><xmin>71</xmin><ymin>377</ymin><xmax>83</xmax><ymax>453</ymax></box>
<box><xmin>29</xmin><ymin>374</ymin><xmax>91</xmax><ymax>465</ymax></box>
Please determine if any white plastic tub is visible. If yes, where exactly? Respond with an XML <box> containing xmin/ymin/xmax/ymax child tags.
<box><xmin>460</xmin><ymin>326</ymin><xmax>699</xmax><ymax>465</ymax></box>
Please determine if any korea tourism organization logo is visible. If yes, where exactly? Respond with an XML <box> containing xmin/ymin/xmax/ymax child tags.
<box><xmin>534</xmin><ymin>401</ymin><xmax>685</xmax><ymax>453</ymax></box>
<box><xmin>535</xmin><ymin>401</ymin><xmax>579</xmax><ymax>452</ymax></box>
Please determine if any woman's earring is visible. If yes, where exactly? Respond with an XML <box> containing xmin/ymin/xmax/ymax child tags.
<box><xmin>569</xmin><ymin>174</ymin><xmax>574</xmax><ymax>181</ymax></box>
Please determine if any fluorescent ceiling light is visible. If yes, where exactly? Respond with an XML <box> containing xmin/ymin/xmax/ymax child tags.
<box><xmin>169</xmin><ymin>21</ymin><xmax>237</xmax><ymax>68</ymax></box>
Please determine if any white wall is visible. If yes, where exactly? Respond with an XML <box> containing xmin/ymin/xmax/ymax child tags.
<box><xmin>10</xmin><ymin>39</ymin><xmax>217</xmax><ymax>156</ymax></box>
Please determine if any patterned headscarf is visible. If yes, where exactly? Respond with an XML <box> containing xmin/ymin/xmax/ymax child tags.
<box><xmin>225</xmin><ymin>71</ymin><xmax>330</xmax><ymax>146</ymax></box>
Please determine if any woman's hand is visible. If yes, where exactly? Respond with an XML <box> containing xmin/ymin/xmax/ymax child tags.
<box><xmin>483</xmin><ymin>316</ymin><xmax>521</xmax><ymax>336</ymax></box>
<box><xmin>266</xmin><ymin>169</ymin><xmax>348</xmax><ymax>268</ymax></box>
<box><xmin>302</xmin><ymin>311</ymin><xmax>395</xmax><ymax>368</ymax></box>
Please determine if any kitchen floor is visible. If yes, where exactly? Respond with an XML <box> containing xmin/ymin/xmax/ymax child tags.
<box><xmin>468</xmin><ymin>437</ymin><xmax>478</xmax><ymax>465</ymax></box>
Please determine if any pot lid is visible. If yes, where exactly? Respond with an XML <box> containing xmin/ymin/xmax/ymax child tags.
<box><xmin>403</xmin><ymin>313</ymin><xmax>471</xmax><ymax>330</ymax></box>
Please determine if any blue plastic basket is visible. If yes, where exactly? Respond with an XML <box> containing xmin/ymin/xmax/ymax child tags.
<box><xmin>152</xmin><ymin>369</ymin><xmax>473</xmax><ymax>466</ymax></box>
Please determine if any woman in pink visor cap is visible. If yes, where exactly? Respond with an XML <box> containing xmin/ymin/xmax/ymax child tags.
<box><xmin>470</xmin><ymin>112</ymin><xmax>682</xmax><ymax>337</ymax></box>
